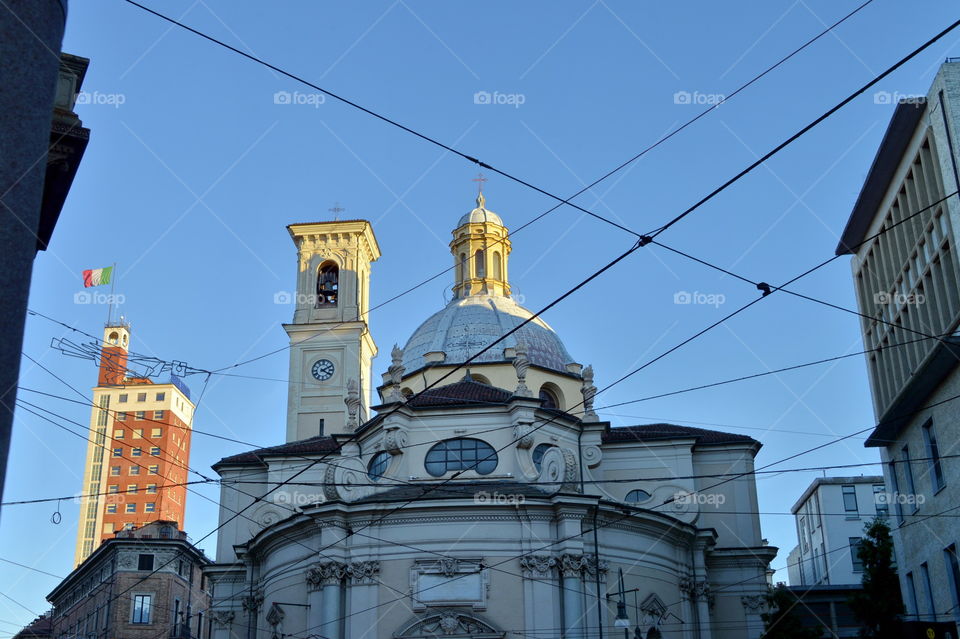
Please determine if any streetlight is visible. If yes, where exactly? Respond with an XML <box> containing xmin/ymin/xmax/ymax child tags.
<box><xmin>614</xmin><ymin>568</ymin><xmax>631</xmax><ymax>638</ymax></box>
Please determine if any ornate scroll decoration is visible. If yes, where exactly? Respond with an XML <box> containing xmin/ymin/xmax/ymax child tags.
<box><xmin>558</xmin><ymin>553</ymin><xmax>608</xmax><ymax>580</ymax></box>
<box><xmin>387</xmin><ymin>345</ymin><xmax>406</xmax><ymax>402</ymax></box>
<box><xmin>345</xmin><ymin>560</ymin><xmax>381</xmax><ymax>585</ymax></box>
<box><xmin>345</xmin><ymin>378</ymin><xmax>360</xmax><ymax>429</ymax></box>
<box><xmin>680</xmin><ymin>578</ymin><xmax>714</xmax><ymax>608</ymax></box>
<box><xmin>537</xmin><ymin>447</ymin><xmax>581</xmax><ymax>494</ymax></box>
<box><xmin>211</xmin><ymin>611</ymin><xmax>235</xmax><ymax>627</ymax></box>
<box><xmin>741</xmin><ymin>594</ymin><xmax>766</xmax><ymax>613</ymax></box>
<box><xmin>581</xmin><ymin>444</ymin><xmax>602</xmax><ymax>468</ymax></box>
<box><xmin>306</xmin><ymin>561</ymin><xmax>348</xmax><ymax>588</ymax></box>
<box><xmin>382</xmin><ymin>427</ymin><xmax>408</xmax><ymax>455</ymax></box>
<box><xmin>438</xmin><ymin>558</ymin><xmax>460</xmax><ymax>578</ymax></box>
<box><xmin>396</xmin><ymin>611</ymin><xmax>499</xmax><ymax>638</ymax></box>
<box><xmin>512</xmin><ymin>342</ymin><xmax>531</xmax><ymax>397</ymax></box>
<box><xmin>240</xmin><ymin>590</ymin><xmax>264</xmax><ymax>615</ymax></box>
<box><xmin>322</xmin><ymin>456</ymin><xmax>373</xmax><ymax>502</ymax></box>
<box><xmin>513</xmin><ymin>421</ymin><xmax>534</xmax><ymax>450</ymax></box>
<box><xmin>581</xmin><ymin>364</ymin><xmax>598</xmax><ymax>421</ymax></box>
<box><xmin>519</xmin><ymin>555</ymin><xmax>557</xmax><ymax>579</ymax></box>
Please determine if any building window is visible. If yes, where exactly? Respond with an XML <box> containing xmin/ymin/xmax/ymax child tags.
<box><xmin>148</xmin><ymin>465</ymin><xmax>159</xmax><ymax>475</ymax></box>
<box><xmin>155</xmin><ymin>392</ymin><xmax>165</xmax><ymax>401</ymax></box>
<box><xmin>842</xmin><ymin>485</ymin><xmax>859</xmax><ymax>518</ymax></box>
<box><xmin>367</xmin><ymin>451</ymin><xmax>391</xmax><ymax>482</ymax></box>
<box><xmin>150</xmin><ymin>447</ymin><xmax>160</xmax><ymax>456</ymax></box>
<box><xmin>125</xmin><ymin>503</ymin><xmax>136</xmax><ymax>513</ymax></box>
<box><xmin>108</xmin><ymin>485</ymin><xmax>119</xmax><ymax>494</ymax></box>
<box><xmin>625</xmin><ymin>489</ymin><xmax>652</xmax><ymax>503</ymax></box>
<box><xmin>316</xmin><ymin>261</ymin><xmax>339</xmax><ymax>307</ymax></box>
<box><xmin>888</xmin><ymin>461</ymin><xmax>904</xmax><ymax>524</ymax></box>
<box><xmin>130</xmin><ymin>466</ymin><xmax>140</xmax><ymax>476</ymax></box>
<box><xmin>138</xmin><ymin>554</ymin><xmax>154</xmax><ymax>571</ymax></box>
<box><xmin>153</xmin><ymin>410</ymin><xmax>164</xmax><ymax>420</ymax></box>
<box><xmin>146</xmin><ymin>484</ymin><xmax>157</xmax><ymax>494</ymax></box>
<box><xmin>532</xmin><ymin>443</ymin><xmax>554</xmax><ymax>472</ymax></box>
<box><xmin>112</xmin><ymin>448</ymin><xmax>122</xmax><ymax>457</ymax></box>
<box><xmin>474</xmin><ymin>249</ymin><xmax>485</xmax><ymax>278</ymax></box>
<box><xmin>119</xmin><ymin>394</ymin><xmax>128</xmax><ymax>403</ymax></box>
<box><xmin>136</xmin><ymin>393</ymin><xmax>146</xmax><ymax>402</ymax></box>
<box><xmin>921</xmin><ymin>562</ymin><xmax>936</xmax><ymax>619</ymax></box>
<box><xmin>135</xmin><ymin>412</ymin><xmax>145</xmax><ymax>421</ymax></box>
<box><xmin>144</xmin><ymin>503</ymin><xmax>156</xmax><ymax>513</ymax></box>
<box><xmin>127</xmin><ymin>484</ymin><xmax>137</xmax><ymax>495</ymax></box>
<box><xmin>424</xmin><ymin>438</ymin><xmax>497</xmax><ymax>477</ymax></box>
<box><xmin>902</xmin><ymin>445</ymin><xmax>919</xmax><ymax>512</ymax></box>
<box><xmin>799</xmin><ymin>516</ymin><xmax>808</xmax><ymax>553</ymax></box>
<box><xmin>849</xmin><ymin>537</ymin><xmax>864</xmax><ymax>572</ymax></box>
<box><xmin>116</xmin><ymin>413</ymin><xmax>126</xmax><ymax>422</ymax></box>
<box><xmin>106</xmin><ymin>504</ymin><xmax>117</xmax><ymax>514</ymax></box>
<box><xmin>151</xmin><ymin>428</ymin><xmax>162</xmax><ymax>437</ymax></box>
<box><xmin>110</xmin><ymin>466</ymin><xmax>120</xmax><ymax>476</ymax></box>
<box><xmin>131</xmin><ymin>594</ymin><xmax>151</xmax><ymax>624</ymax></box>
<box><xmin>923</xmin><ymin>420</ymin><xmax>946</xmax><ymax>492</ymax></box>
<box><xmin>134</xmin><ymin>428</ymin><xmax>143</xmax><ymax>438</ymax></box>
<box><xmin>131</xmin><ymin>448</ymin><xmax>142</xmax><ymax>457</ymax></box>
<box><xmin>906</xmin><ymin>571</ymin><xmax>920</xmax><ymax>618</ymax></box>
<box><xmin>946</xmin><ymin>545</ymin><xmax>960</xmax><ymax>614</ymax></box>
<box><xmin>873</xmin><ymin>484</ymin><xmax>889</xmax><ymax>518</ymax></box>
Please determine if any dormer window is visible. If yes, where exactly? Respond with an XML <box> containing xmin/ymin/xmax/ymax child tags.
<box><xmin>316</xmin><ymin>261</ymin><xmax>339</xmax><ymax>307</ymax></box>
<box><xmin>425</xmin><ymin>438</ymin><xmax>497</xmax><ymax>477</ymax></box>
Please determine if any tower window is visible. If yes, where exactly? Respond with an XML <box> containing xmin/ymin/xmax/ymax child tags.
<box><xmin>474</xmin><ymin>250</ymin><xmax>485</xmax><ymax>278</ymax></box>
<box><xmin>493</xmin><ymin>251</ymin><xmax>502</xmax><ymax>280</ymax></box>
<box><xmin>424</xmin><ymin>438</ymin><xmax>497</xmax><ymax>477</ymax></box>
<box><xmin>316</xmin><ymin>261</ymin><xmax>339</xmax><ymax>307</ymax></box>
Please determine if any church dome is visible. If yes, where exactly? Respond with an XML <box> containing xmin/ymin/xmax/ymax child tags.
<box><xmin>401</xmin><ymin>294</ymin><xmax>574</xmax><ymax>373</ymax></box>
<box><xmin>456</xmin><ymin>192</ymin><xmax>503</xmax><ymax>227</ymax></box>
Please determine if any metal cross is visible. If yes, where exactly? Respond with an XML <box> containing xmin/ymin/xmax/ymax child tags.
<box><xmin>329</xmin><ymin>202</ymin><xmax>345</xmax><ymax>220</ymax></box>
<box><xmin>472</xmin><ymin>172</ymin><xmax>487</xmax><ymax>194</ymax></box>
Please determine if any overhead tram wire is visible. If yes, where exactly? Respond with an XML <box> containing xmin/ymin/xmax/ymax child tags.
<box><xmin>113</xmin><ymin>0</ymin><xmax>878</xmax><ymax>375</ymax></box>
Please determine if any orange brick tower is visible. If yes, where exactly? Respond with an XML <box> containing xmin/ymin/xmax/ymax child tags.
<box><xmin>73</xmin><ymin>322</ymin><xmax>196</xmax><ymax>566</ymax></box>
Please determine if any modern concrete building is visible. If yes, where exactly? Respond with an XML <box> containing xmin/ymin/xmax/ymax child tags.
<box><xmin>74</xmin><ymin>323</ymin><xmax>196</xmax><ymax>566</ymax></box>
<box><xmin>203</xmin><ymin>195</ymin><xmax>778</xmax><ymax>639</ymax></box>
<box><xmin>49</xmin><ymin>521</ymin><xmax>210</xmax><ymax>639</ymax></box>
<box><xmin>786</xmin><ymin>476</ymin><xmax>886</xmax><ymax>587</ymax></box>
<box><xmin>837</xmin><ymin>59</ymin><xmax>960</xmax><ymax>628</ymax></box>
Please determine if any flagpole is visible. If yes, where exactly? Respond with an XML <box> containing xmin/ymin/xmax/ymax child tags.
<box><xmin>107</xmin><ymin>262</ymin><xmax>116</xmax><ymax>326</ymax></box>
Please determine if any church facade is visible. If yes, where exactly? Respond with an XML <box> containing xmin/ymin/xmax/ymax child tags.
<box><xmin>204</xmin><ymin>195</ymin><xmax>776</xmax><ymax>639</ymax></box>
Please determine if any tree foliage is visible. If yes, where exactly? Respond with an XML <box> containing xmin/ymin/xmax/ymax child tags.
<box><xmin>761</xmin><ymin>583</ymin><xmax>823</xmax><ymax>639</ymax></box>
<box><xmin>848</xmin><ymin>517</ymin><xmax>904</xmax><ymax>638</ymax></box>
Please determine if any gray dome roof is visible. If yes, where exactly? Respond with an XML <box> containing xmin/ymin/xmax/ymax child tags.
<box><xmin>401</xmin><ymin>294</ymin><xmax>575</xmax><ymax>373</ymax></box>
<box><xmin>456</xmin><ymin>193</ymin><xmax>503</xmax><ymax>227</ymax></box>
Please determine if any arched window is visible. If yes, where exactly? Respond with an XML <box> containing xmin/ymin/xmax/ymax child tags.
<box><xmin>470</xmin><ymin>373</ymin><xmax>491</xmax><ymax>385</ymax></box>
<box><xmin>538</xmin><ymin>386</ymin><xmax>560</xmax><ymax>410</ymax></box>
<box><xmin>625</xmin><ymin>489</ymin><xmax>652</xmax><ymax>504</ymax></box>
<box><xmin>493</xmin><ymin>251</ymin><xmax>502</xmax><ymax>280</ymax></box>
<box><xmin>367</xmin><ymin>451</ymin><xmax>391</xmax><ymax>482</ymax></box>
<box><xmin>316</xmin><ymin>261</ymin><xmax>339</xmax><ymax>307</ymax></box>
<box><xmin>424</xmin><ymin>438</ymin><xmax>497</xmax><ymax>477</ymax></box>
<box><xmin>474</xmin><ymin>249</ymin><xmax>485</xmax><ymax>278</ymax></box>
<box><xmin>532</xmin><ymin>443</ymin><xmax>554</xmax><ymax>472</ymax></box>
<box><xmin>401</xmin><ymin>387</ymin><xmax>414</xmax><ymax>399</ymax></box>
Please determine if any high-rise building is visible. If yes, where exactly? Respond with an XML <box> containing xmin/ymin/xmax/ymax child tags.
<box><xmin>74</xmin><ymin>323</ymin><xmax>195</xmax><ymax>566</ymax></box>
<box><xmin>837</xmin><ymin>60</ymin><xmax>960</xmax><ymax>628</ymax></box>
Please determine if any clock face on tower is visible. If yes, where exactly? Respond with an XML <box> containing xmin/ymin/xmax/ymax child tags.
<box><xmin>311</xmin><ymin>359</ymin><xmax>335</xmax><ymax>381</ymax></box>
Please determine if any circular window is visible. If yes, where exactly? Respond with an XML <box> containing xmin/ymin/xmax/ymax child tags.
<box><xmin>367</xmin><ymin>451</ymin><xmax>391</xmax><ymax>482</ymax></box>
<box><xmin>424</xmin><ymin>438</ymin><xmax>498</xmax><ymax>477</ymax></box>
<box><xmin>532</xmin><ymin>443</ymin><xmax>554</xmax><ymax>472</ymax></box>
<box><xmin>625</xmin><ymin>489</ymin><xmax>652</xmax><ymax>504</ymax></box>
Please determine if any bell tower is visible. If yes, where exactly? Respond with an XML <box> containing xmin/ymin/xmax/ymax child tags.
<box><xmin>284</xmin><ymin>220</ymin><xmax>380</xmax><ymax>441</ymax></box>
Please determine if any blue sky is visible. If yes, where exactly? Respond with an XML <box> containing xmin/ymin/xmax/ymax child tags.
<box><xmin>3</xmin><ymin>0</ymin><xmax>960</xmax><ymax>628</ymax></box>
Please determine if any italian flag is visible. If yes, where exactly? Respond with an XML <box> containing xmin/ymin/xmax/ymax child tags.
<box><xmin>82</xmin><ymin>266</ymin><xmax>113</xmax><ymax>288</ymax></box>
